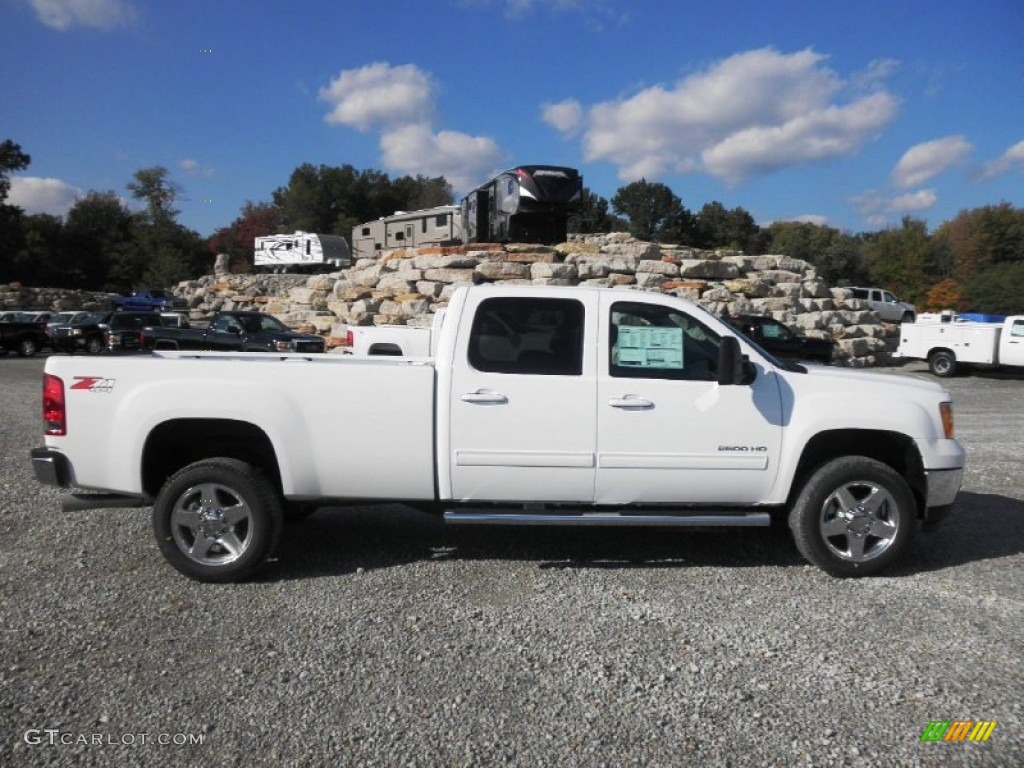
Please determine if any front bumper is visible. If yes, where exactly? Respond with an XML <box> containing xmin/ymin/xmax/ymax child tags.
<box><xmin>925</xmin><ymin>467</ymin><xmax>963</xmax><ymax>508</ymax></box>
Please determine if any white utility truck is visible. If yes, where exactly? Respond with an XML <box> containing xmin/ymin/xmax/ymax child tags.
<box><xmin>31</xmin><ymin>285</ymin><xmax>964</xmax><ymax>582</ymax></box>
<box><xmin>894</xmin><ymin>314</ymin><xmax>1024</xmax><ymax>377</ymax></box>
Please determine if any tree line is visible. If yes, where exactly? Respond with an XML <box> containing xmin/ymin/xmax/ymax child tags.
<box><xmin>1</xmin><ymin>139</ymin><xmax>1021</xmax><ymax>313</ymax></box>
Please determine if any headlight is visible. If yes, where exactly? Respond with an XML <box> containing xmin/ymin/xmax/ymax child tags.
<box><xmin>274</xmin><ymin>340</ymin><xmax>296</xmax><ymax>351</ymax></box>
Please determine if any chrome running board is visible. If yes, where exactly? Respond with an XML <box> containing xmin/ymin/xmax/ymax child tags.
<box><xmin>443</xmin><ymin>510</ymin><xmax>770</xmax><ymax>527</ymax></box>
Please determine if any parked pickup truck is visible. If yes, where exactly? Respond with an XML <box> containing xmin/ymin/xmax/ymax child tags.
<box><xmin>140</xmin><ymin>311</ymin><xmax>326</xmax><ymax>353</ymax></box>
<box><xmin>31</xmin><ymin>285</ymin><xmax>964</xmax><ymax>583</ymax></box>
<box><xmin>109</xmin><ymin>289</ymin><xmax>188</xmax><ymax>312</ymax></box>
<box><xmin>894</xmin><ymin>314</ymin><xmax>1024</xmax><ymax>376</ymax></box>
<box><xmin>0</xmin><ymin>316</ymin><xmax>48</xmax><ymax>357</ymax></box>
<box><xmin>51</xmin><ymin>311</ymin><xmax>164</xmax><ymax>355</ymax></box>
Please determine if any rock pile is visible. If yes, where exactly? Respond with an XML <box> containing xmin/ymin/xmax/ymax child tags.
<box><xmin>0</xmin><ymin>283</ymin><xmax>115</xmax><ymax>312</ymax></box>
<box><xmin>175</xmin><ymin>234</ymin><xmax>897</xmax><ymax>366</ymax></box>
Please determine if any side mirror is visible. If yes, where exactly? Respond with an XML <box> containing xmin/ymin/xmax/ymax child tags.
<box><xmin>718</xmin><ymin>336</ymin><xmax>755</xmax><ymax>385</ymax></box>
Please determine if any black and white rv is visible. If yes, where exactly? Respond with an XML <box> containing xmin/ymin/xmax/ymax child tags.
<box><xmin>253</xmin><ymin>232</ymin><xmax>351</xmax><ymax>273</ymax></box>
<box><xmin>461</xmin><ymin>165</ymin><xmax>582</xmax><ymax>245</ymax></box>
<box><xmin>351</xmin><ymin>206</ymin><xmax>463</xmax><ymax>260</ymax></box>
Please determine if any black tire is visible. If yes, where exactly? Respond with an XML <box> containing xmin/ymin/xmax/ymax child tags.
<box><xmin>789</xmin><ymin>456</ymin><xmax>917</xmax><ymax>577</ymax></box>
<box><xmin>17</xmin><ymin>337</ymin><xmax>39</xmax><ymax>357</ymax></box>
<box><xmin>901</xmin><ymin>311</ymin><xmax>915</xmax><ymax>323</ymax></box>
<box><xmin>928</xmin><ymin>350</ymin><xmax>956</xmax><ymax>377</ymax></box>
<box><xmin>85</xmin><ymin>336</ymin><xmax>104</xmax><ymax>355</ymax></box>
<box><xmin>152</xmin><ymin>458</ymin><xmax>283</xmax><ymax>582</ymax></box>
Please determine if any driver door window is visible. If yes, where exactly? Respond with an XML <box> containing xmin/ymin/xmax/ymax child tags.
<box><xmin>610</xmin><ymin>301</ymin><xmax>720</xmax><ymax>381</ymax></box>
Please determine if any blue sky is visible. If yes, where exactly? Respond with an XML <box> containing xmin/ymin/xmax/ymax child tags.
<box><xmin>3</xmin><ymin>0</ymin><xmax>1022</xmax><ymax>238</ymax></box>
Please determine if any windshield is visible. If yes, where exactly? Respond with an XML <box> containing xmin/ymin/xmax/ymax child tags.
<box><xmin>239</xmin><ymin>315</ymin><xmax>289</xmax><ymax>334</ymax></box>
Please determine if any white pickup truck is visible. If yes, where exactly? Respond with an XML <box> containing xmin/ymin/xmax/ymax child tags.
<box><xmin>31</xmin><ymin>285</ymin><xmax>964</xmax><ymax>582</ymax></box>
<box><xmin>894</xmin><ymin>315</ymin><xmax>1024</xmax><ymax>376</ymax></box>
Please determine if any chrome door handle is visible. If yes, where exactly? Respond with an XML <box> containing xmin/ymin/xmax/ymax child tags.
<box><xmin>608</xmin><ymin>396</ymin><xmax>653</xmax><ymax>409</ymax></box>
<box><xmin>461</xmin><ymin>391</ymin><xmax>508</xmax><ymax>405</ymax></box>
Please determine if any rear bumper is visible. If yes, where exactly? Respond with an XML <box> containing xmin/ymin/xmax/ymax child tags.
<box><xmin>31</xmin><ymin>447</ymin><xmax>73</xmax><ymax>488</ymax></box>
<box><xmin>31</xmin><ymin>447</ymin><xmax>148</xmax><ymax>511</ymax></box>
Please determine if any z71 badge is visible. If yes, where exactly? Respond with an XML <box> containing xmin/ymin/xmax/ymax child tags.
<box><xmin>70</xmin><ymin>376</ymin><xmax>116</xmax><ymax>393</ymax></box>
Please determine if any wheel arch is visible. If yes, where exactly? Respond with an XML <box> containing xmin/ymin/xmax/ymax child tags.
<box><xmin>788</xmin><ymin>429</ymin><xmax>925</xmax><ymax>518</ymax></box>
<box><xmin>141</xmin><ymin>418</ymin><xmax>282</xmax><ymax>499</ymax></box>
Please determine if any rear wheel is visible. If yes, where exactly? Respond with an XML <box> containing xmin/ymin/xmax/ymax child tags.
<box><xmin>901</xmin><ymin>311</ymin><xmax>915</xmax><ymax>323</ymax></box>
<box><xmin>85</xmin><ymin>336</ymin><xmax>104</xmax><ymax>355</ymax></box>
<box><xmin>789</xmin><ymin>456</ymin><xmax>917</xmax><ymax>577</ymax></box>
<box><xmin>928</xmin><ymin>350</ymin><xmax>956</xmax><ymax>377</ymax></box>
<box><xmin>152</xmin><ymin>458</ymin><xmax>283</xmax><ymax>582</ymax></box>
<box><xmin>17</xmin><ymin>338</ymin><xmax>38</xmax><ymax>357</ymax></box>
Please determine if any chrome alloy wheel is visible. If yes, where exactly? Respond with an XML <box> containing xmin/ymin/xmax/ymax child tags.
<box><xmin>818</xmin><ymin>480</ymin><xmax>900</xmax><ymax>563</ymax></box>
<box><xmin>170</xmin><ymin>482</ymin><xmax>254</xmax><ymax>566</ymax></box>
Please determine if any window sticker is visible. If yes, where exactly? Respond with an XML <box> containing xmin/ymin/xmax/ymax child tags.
<box><xmin>616</xmin><ymin>326</ymin><xmax>683</xmax><ymax>369</ymax></box>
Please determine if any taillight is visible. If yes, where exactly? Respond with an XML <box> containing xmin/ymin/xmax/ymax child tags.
<box><xmin>344</xmin><ymin>329</ymin><xmax>354</xmax><ymax>347</ymax></box>
<box><xmin>43</xmin><ymin>373</ymin><xmax>66</xmax><ymax>436</ymax></box>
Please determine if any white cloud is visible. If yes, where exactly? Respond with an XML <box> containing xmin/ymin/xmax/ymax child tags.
<box><xmin>320</xmin><ymin>62</ymin><xmax>505</xmax><ymax>191</ymax></box>
<box><xmin>27</xmin><ymin>0</ymin><xmax>136</xmax><ymax>30</ymax></box>
<box><xmin>379</xmin><ymin>124</ymin><xmax>504</xmax><ymax>191</ymax></box>
<box><xmin>978</xmin><ymin>139</ymin><xmax>1024</xmax><ymax>180</ymax></box>
<box><xmin>889</xmin><ymin>189</ymin><xmax>938</xmax><ymax>211</ymax></box>
<box><xmin>560</xmin><ymin>47</ymin><xmax>899</xmax><ymax>184</ymax></box>
<box><xmin>891</xmin><ymin>136</ymin><xmax>972</xmax><ymax>188</ymax></box>
<box><xmin>179</xmin><ymin>158</ymin><xmax>214</xmax><ymax>178</ymax></box>
<box><xmin>790</xmin><ymin>214</ymin><xmax>830</xmax><ymax>226</ymax></box>
<box><xmin>542</xmin><ymin>99</ymin><xmax>584</xmax><ymax>137</ymax></box>
<box><xmin>851</xmin><ymin>187</ymin><xmax>937</xmax><ymax>226</ymax></box>
<box><xmin>8</xmin><ymin>176</ymin><xmax>83</xmax><ymax>215</ymax></box>
<box><xmin>318</xmin><ymin>62</ymin><xmax>435</xmax><ymax>131</ymax></box>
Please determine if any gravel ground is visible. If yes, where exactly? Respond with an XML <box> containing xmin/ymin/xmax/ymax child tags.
<box><xmin>1</xmin><ymin>355</ymin><xmax>1021</xmax><ymax>767</ymax></box>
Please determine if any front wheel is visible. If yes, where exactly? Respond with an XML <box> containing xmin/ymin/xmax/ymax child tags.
<box><xmin>152</xmin><ymin>458</ymin><xmax>283</xmax><ymax>582</ymax></box>
<box><xmin>789</xmin><ymin>456</ymin><xmax>917</xmax><ymax>577</ymax></box>
<box><xmin>928</xmin><ymin>350</ymin><xmax>956</xmax><ymax>377</ymax></box>
<box><xmin>85</xmin><ymin>336</ymin><xmax>104</xmax><ymax>355</ymax></box>
<box><xmin>17</xmin><ymin>338</ymin><xmax>38</xmax><ymax>357</ymax></box>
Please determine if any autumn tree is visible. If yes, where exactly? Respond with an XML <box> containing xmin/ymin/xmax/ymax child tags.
<box><xmin>933</xmin><ymin>203</ymin><xmax>1024</xmax><ymax>281</ymax></box>
<box><xmin>922</xmin><ymin>278</ymin><xmax>968</xmax><ymax>312</ymax></box>
<box><xmin>208</xmin><ymin>201</ymin><xmax>285</xmax><ymax>272</ymax></box>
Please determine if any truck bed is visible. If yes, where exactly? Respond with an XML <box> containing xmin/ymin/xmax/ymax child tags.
<box><xmin>44</xmin><ymin>352</ymin><xmax>437</xmax><ymax>500</ymax></box>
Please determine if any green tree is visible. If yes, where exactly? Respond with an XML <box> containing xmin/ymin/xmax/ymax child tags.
<box><xmin>8</xmin><ymin>214</ymin><xmax>63</xmax><ymax>286</ymax></box>
<box><xmin>0</xmin><ymin>139</ymin><xmax>31</xmax><ymax>204</ymax></box>
<box><xmin>693</xmin><ymin>201</ymin><xmax>763</xmax><ymax>253</ymax></box>
<box><xmin>964</xmin><ymin>263</ymin><xmax>1024</xmax><ymax>315</ymax></box>
<box><xmin>610</xmin><ymin>179</ymin><xmax>693</xmax><ymax>243</ymax></box>
<box><xmin>568</xmin><ymin>187</ymin><xmax>623</xmax><ymax>234</ymax></box>
<box><xmin>116</xmin><ymin>166</ymin><xmax>206</xmax><ymax>290</ymax></box>
<box><xmin>62</xmin><ymin>192</ymin><xmax>135</xmax><ymax>289</ymax></box>
<box><xmin>0</xmin><ymin>139</ymin><xmax>31</xmax><ymax>281</ymax></box>
<box><xmin>861</xmin><ymin>217</ymin><xmax>937</xmax><ymax>303</ymax></box>
<box><xmin>127</xmin><ymin>166</ymin><xmax>181</xmax><ymax>227</ymax></box>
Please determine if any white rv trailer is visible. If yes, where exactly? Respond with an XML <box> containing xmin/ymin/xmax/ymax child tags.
<box><xmin>254</xmin><ymin>232</ymin><xmax>351</xmax><ymax>272</ymax></box>
<box><xmin>351</xmin><ymin>206</ymin><xmax>462</xmax><ymax>259</ymax></box>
